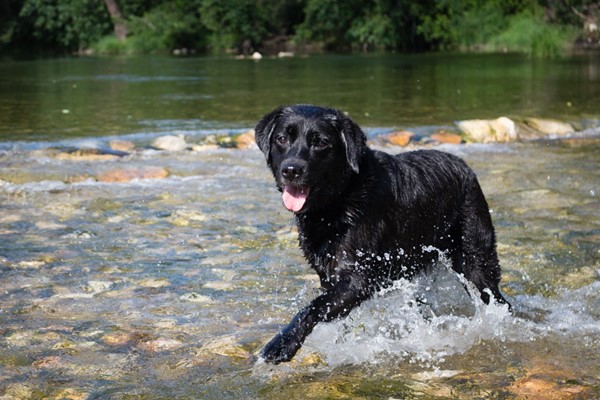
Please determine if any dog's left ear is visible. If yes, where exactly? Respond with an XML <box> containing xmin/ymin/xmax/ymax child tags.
<box><xmin>255</xmin><ymin>106</ymin><xmax>284</xmax><ymax>165</ymax></box>
<box><xmin>337</xmin><ymin>113</ymin><xmax>366</xmax><ymax>174</ymax></box>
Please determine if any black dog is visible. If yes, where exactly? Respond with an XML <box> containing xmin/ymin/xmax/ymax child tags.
<box><xmin>255</xmin><ymin>105</ymin><xmax>510</xmax><ymax>364</ymax></box>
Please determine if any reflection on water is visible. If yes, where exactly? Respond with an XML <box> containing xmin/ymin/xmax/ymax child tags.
<box><xmin>0</xmin><ymin>133</ymin><xmax>598</xmax><ymax>398</ymax></box>
<box><xmin>1</xmin><ymin>53</ymin><xmax>599</xmax><ymax>142</ymax></box>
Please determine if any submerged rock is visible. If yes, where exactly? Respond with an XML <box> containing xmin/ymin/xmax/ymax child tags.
<box><xmin>109</xmin><ymin>140</ymin><xmax>136</xmax><ymax>152</ymax></box>
<box><xmin>197</xmin><ymin>335</ymin><xmax>252</xmax><ymax>359</ymax></box>
<box><xmin>509</xmin><ymin>363</ymin><xmax>593</xmax><ymax>399</ymax></box>
<box><xmin>524</xmin><ymin>118</ymin><xmax>574</xmax><ymax>136</ymax></box>
<box><xmin>54</xmin><ymin>147</ymin><xmax>127</xmax><ymax>161</ymax></box>
<box><xmin>180</xmin><ymin>292</ymin><xmax>213</xmax><ymax>303</ymax></box>
<box><xmin>152</xmin><ymin>135</ymin><xmax>187</xmax><ymax>151</ymax></box>
<box><xmin>97</xmin><ymin>166</ymin><xmax>169</xmax><ymax>183</ymax></box>
<box><xmin>136</xmin><ymin>338</ymin><xmax>183</xmax><ymax>352</ymax></box>
<box><xmin>457</xmin><ymin>117</ymin><xmax>518</xmax><ymax>143</ymax></box>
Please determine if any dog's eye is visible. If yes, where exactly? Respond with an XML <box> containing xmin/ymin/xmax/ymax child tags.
<box><xmin>275</xmin><ymin>134</ymin><xmax>288</xmax><ymax>146</ymax></box>
<box><xmin>311</xmin><ymin>137</ymin><xmax>330</xmax><ymax>150</ymax></box>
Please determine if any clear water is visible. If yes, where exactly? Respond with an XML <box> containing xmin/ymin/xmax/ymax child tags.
<box><xmin>0</xmin><ymin>54</ymin><xmax>599</xmax><ymax>398</ymax></box>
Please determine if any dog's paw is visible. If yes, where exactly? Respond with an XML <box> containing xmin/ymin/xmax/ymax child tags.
<box><xmin>260</xmin><ymin>332</ymin><xmax>301</xmax><ymax>364</ymax></box>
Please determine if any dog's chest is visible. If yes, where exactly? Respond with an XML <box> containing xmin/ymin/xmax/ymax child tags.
<box><xmin>297</xmin><ymin>217</ymin><xmax>349</xmax><ymax>289</ymax></box>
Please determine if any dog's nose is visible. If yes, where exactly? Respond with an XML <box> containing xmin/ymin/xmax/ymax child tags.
<box><xmin>281</xmin><ymin>164</ymin><xmax>304</xmax><ymax>180</ymax></box>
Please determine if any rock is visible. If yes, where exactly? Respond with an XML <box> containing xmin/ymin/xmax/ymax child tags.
<box><xmin>431</xmin><ymin>131</ymin><xmax>463</xmax><ymax>144</ymax></box>
<box><xmin>509</xmin><ymin>364</ymin><xmax>593</xmax><ymax>399</ymax></box>
<box><xmin>252</xmin><ymin>51</ymin><xmax>263</xmax><ymax>60</ymax></box>
<box><xmin>1</xmin><ymin>383</ymin><xmax>34</xmax><ymax>398</ymax></box>
<box><xmin>49</xmin><ymin>389</ymin><xmax>89</xmax><ymax>400</ymax></box>
<box><xmin>109</xmin><ymin>140</ymin><xmax>136</xmax><ymax>152</ymax></box>
<box><xmin>169</xmin><ymin>209</ymin><xmax>206</xmax><ymax>226</ymax></box>
<box><xmin>152</xmin><ymin>135</ymin><xmax>187</xmax><ymax>151</ymax></box>
<box><xmin>457</xmin><ymin>117</ymin><xmax>518</xmax><ymax>143</ymax></box>
<box><xmin>102</xmin><ymin>332</ymin><xmax>134</xmax><ymax>347</ymax></box>
<box><xmin>199</xmin><ymin>335</ymin><xmax>252</xmax><ymax>359</ymax></box>
<box><xmin>32</xmin><ymin>356</ymin><xmax>62</xmax><ymax>368</ymax></box>
<box><xmin>234</xmin><ymin>130</ymin><xmax>256</xmax><ymax>149</ymax></box>
<box><xmin>180</xmin><ymin>292</ymin><xmax>213</xmax><ymax>303</ymax></box>
<box><xmin>204</xmin><ymin>281</ymin><xmax>234</xmax><ymax>291</ymax></box>
<box><xmin>136</xmin><ymin>338</ymin><xmax>183</xmax><ymax>352</ymax></box>
<box><xmin>97</xmin><ymin>166</ymin><xmax>169</xmax><ymax>183</ymax></box>
<box><xmin>191</xmin><ymin>144</ymin><xmax>219</xmax><ymax>152</ymax></box>
<box><xmin>54</xmin><ymin>148</ymin><xmax>122</xmax><ymax>161</ymax></box>
<box><xmin>138</xmin><ymin>278</ymin><xmax>171</xmax><ymax>288</ymax></box>
<box><xmin>277</xmin><ymin>51</ymin><xmax>294</xmax><ymax>58</ymax></box>
<box><xmin>297</xmin><ymin>352</ymin><xmax>325</xmax><ymax>366</ymax></box>
<box><xmin>82</xmin><ymin>280</ymin><xmax>113</xmax><ymax>294</ymax></box>
<box><xmin>385</xmin><ymin>130</ymin><xmax>414</xmax><ymax>147</ymax></box>
<box><xmin>524</xmin><ymin>118</ymin><xmax>574</xmax><ymax>136</ymax></box>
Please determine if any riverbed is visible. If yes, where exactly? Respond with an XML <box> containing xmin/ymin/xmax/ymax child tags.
<box><xmin>1</xmin><ymin>54</ymin><xmax>599</xmax><ymax>398</ymax></box>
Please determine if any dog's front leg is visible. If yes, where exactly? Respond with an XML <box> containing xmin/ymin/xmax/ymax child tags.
<box><xmin>261</xmin><ymin>272</ymin><xmax>372</xmax><ymax>363</ymax></box>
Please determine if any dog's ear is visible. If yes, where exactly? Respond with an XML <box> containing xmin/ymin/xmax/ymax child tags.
<box><xmin>255</xmin><ymin>106</ymin><xmax>284</xmax><ymax>165</ymax></box>
<box><xmin>337</xmin><ymin>113</ymin><xmax>366</xmax><ymax>174</ymax></box>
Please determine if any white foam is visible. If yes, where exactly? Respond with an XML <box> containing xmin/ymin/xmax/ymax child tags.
<box><xmin>303</xmin><ymin>270</ymin><xmax>514</xmax><ymax>367</ymax></box>
<box><xmin>301</xmin><ymin>263</ymin><xmax>600</xmax><ymax>367</ymax></box>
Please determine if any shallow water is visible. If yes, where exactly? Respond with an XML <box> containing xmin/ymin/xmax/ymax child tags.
<box><xmin>0</xmin><ymin>136</ymin><xmax>599</xmax><ymax>399</ymax></box>
<box><xmin>1</xmin><ymin>53</ymin><xmax>600</xmax><ymax>398</ymax></box>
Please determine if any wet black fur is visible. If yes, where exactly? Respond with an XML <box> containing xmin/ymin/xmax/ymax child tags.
<box><xmin>255</xmin><ymin>104</ymin><xmax>510</xmax><ymax>364</ymax></box>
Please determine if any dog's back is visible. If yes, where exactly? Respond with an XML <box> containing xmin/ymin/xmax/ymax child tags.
<box><xmin>255</xmin><ymin>105</ymin><xmax>510</xmax><ymax>364</ymax></box>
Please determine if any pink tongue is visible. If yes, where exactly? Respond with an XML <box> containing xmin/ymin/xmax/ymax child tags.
<box><xmin>282</xmin><ymin>185</ymin><xmax>309</xmax><ymax>212</ymax></box>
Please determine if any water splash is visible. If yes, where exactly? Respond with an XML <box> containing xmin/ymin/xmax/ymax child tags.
<box><xmin>303</xmin><ymin>261</ymin><xmax>515</xmax><ymax>367</ymax></box>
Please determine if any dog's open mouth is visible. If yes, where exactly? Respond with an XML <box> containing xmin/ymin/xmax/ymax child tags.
<box><xmin>282</xmin><ymin>185</ymin><xmax>310</xmax><ymax>212</ymax></box>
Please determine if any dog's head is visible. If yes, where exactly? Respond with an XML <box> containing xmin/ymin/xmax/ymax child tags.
<box><xmin>255</xmin><ymin>105</ymin><xmax>367</xmax><ymax>213</ymax></box>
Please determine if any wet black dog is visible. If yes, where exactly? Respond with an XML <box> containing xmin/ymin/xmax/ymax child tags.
<box><xmin>255</xmin><ymin>105</ymin><xmax>510</xmax><ymax>364</ymax></box>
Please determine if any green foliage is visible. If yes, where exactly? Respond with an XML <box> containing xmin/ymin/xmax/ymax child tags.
<box><xmin>490</xmin><ymin>9</ymin><xmax>578</xmax><ymax>57</ymax></box>
<box><xmin>17</xmin><ymin>0</ymin><xmax>112</xmax><ymax>51</ymax></box>
<box><xmin>0</xmin><ymin>0</ymin><xmax>596</xmax><ymax>56</ymax></box>
<box><xmin>199</xmin><ymin>0</ymin><xmax>267</xmax><ymax>51</ymax></box>
<box><xmin>418</xmin><ymin>1</ymin><xmax>509</xmax><ymax>50</ymax></box>
<box><xmin>127</xmin><ymin>2</ymin><xmax>206</xmax><ymax>52</ymax></box>
<box><xmin>296</xmin><ymin>0</ymin><xmax>362</xmax><ymax>49</ymax></box>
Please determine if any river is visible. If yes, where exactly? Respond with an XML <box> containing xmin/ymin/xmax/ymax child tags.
<box><xmin>0</xmin><ymin>53</ymin><xmax>599</xmax><ymax>399</ymax></box>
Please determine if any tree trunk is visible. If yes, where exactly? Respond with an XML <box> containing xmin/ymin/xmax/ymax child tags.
<box><xmin>103</xmin><ymin>0</ymin><xmax>127</xmax><ymax>41</ymax></box>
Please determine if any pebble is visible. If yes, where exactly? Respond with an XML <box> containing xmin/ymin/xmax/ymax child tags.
<box><xmin>191</xmin><ymin>144</ymin><xmax>220</xmax><ymax>151</ymax></box>
<box><xmin>109</xmin><ymin>140</ymin><xmax>136</xmax><ymax>152</ymax></box>
<box><xmin>234</xmin><ymin>130</ymin><xmax>256</xmax><ymax>149</ymax></box>
<box><xmin>152</xmin><ymin>135</ymin><xmax>187</xmax><ymax>151</ymax></box>
<box><xmin>385</xmin><ymin>130</ymin><xmax>414</xmax><ymax>146</ymax></box>
<box><xmin>431</xmin><ymin>131</ymin><xmax>462</xmax><ymax>144</ymax></box>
